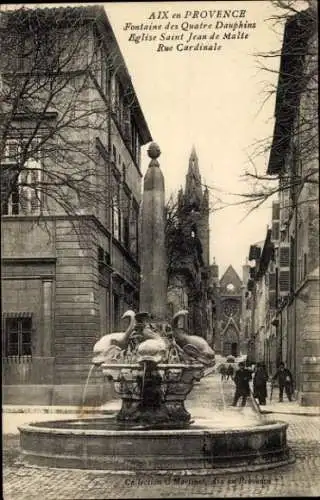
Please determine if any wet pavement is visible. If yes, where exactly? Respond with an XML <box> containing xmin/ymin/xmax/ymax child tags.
<box><xmin>3</xmin><ymin>373</ymin><xmax>320</xmax><ymax>498</ymax></box>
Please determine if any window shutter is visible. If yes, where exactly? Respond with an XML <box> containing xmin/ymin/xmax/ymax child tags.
<box><xmin>279</xmin><ymin>243</ymin><xmax>290</xmax><ymax>296</ymax></box>
<box><xmin>280</xmin><ymin>177</ymin><xmax>290</xmax><ymax>226</ymax></box>
<box><xmin>271</xmin><ymin>201</ymin><xmax>280</xmax><ymax>243</ymax></box>
<box><xmin>279</xmin><ymin>270</ymin><xmax>290</xmax><ymax>294</ymax></box>
<box><xmin>271</xmin><ymin>221</ymin><xmax>280</xmax><ymax>242</ymax></box>
<box><xmin>269</xmin><ymin>291</ymin><xmax>277</xmax><ymax>309</ymax></box>
<box><xmin>272</xmin><ymin>201</ymin><xmax>280</xmax><ymax>220</ymax></box>
<box><xmin>279</xmin><ymin>245</ymin><xmax>290</xmax><ymax>267</ymax></box>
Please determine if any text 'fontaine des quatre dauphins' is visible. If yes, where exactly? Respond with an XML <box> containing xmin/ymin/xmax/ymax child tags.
<box><xmin>123</xmin><ymin>9</ymin><xmax>257</xmax><ymax>52</ymax></box>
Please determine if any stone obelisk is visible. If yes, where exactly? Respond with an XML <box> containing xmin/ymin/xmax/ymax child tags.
<box><xmin>139</xmin><ymin>143</ymin><xmax>167</xmax><ymax>321</ymax></box>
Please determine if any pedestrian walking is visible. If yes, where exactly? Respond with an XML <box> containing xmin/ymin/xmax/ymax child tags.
<box><xmin>226</xmin><ymin>364</ymin><xmax>234</xmax><ymax>381</ymax></box>
<box><xmin>220</xmin><ymin>364</ymin><xmax>226</xmax><ymax>381</ymax></box>
<box><xmin>253</xmin><ymin>362</ymin><xmax>268</xmax><ymax>405</ymax></box>
<box><xmin>232</xmin><ymin>362</ymin><xmax>252</xmax><ymax>407</ymax></box>
<box><xmin>272</xmin><ymin>362</ymin><xmax>294</xmax><ymax>402</ymax></box>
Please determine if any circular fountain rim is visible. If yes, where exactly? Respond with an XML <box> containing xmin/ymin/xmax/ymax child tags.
<box><xmin>18</xmin><ymin>418</ymin><xmax>288</xmax><ymax>436</ymax></box>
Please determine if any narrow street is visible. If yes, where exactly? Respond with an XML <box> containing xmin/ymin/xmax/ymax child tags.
<box><xmin>3</xmin><ymin>372</ymin><xmax>320</xmax><ymax>499</ymax></box>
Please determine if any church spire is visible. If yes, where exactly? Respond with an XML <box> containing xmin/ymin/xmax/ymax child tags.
<box><xmin>185</xmin><ymin>147</ymin><xmax>203</xmax><ymax>210</ymax></box>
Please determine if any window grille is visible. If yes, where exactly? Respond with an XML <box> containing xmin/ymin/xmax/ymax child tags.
<box><xmin>2</xmin><ymin>313</ymin><xmax>33</xmax><ymax>358</ymax></box>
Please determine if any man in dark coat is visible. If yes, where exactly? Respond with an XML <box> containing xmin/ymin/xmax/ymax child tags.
<box><xmin>253</xmin><ymin>362</ymin><xmax>268</xmax><ymax>405</ymax></box>
<box><xmin>272</xmin><ymin>362</ymin><xmax>294</xmax><ymax>402</ymax></box>
<box><xmin>220</xmin><ymin>364</ymin><xmax>227</xmax><ymax>381</ymax></box>
<box><xmin>232</xmin><ymin>362</ymin><xmax>252</xmax><ymax>407</ymax></box>
<box><xmin>226</xmin><ymin>364</ymin><xmax>234</xmax><ymax>380</ymax></box>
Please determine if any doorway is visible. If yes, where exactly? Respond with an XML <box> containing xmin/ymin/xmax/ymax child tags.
<box><xmin>231</xmin><ymin>342</ymin><xmax>238</xmax><ymax>357</ymax></box>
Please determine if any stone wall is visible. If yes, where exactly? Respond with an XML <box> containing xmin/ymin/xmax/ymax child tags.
<box><xmin>298</xmin><ymin>269</ymin><xmax>320</xmax><ymax>405</ymax></box>
<box><xmin>54</xmin><ymin>219</ymin><xmax>100</xmax><ymax>385</ymax></box>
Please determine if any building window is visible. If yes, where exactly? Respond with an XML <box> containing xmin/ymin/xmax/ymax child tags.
<box><xmin>2</xmin><ymin>314</ymin><xmax>32</xmax><ymax>357</ymax></box>
<box><xmin>290</xmin><ymin>236</ymin><xmax>296</xmax><ymax>293</ymax></box>
<box><xmin>271</xmin><ymin>221</ymin><xmax>280</xmax><ymax>242</ymax></box>
<box><xmin>98</xmin><ymin>246</ymin><xmax>111</xmax><ymax>273</ymax></box>
<box><xmin>130</xmin><ymin>118</ymin><xmax>141</xmax><ymax>166</ymax></box>
<box><xmin>123</xmin><ymin>215</ymin><xmax>130</xmax><ymax>250</ymax></box>
<box><xmin>112</xmin><ymin>197</ymin><xmax>120</xmax><ymax>240</ymax></box>
<box><xmin>112</xmin><ymin>174</ymin><xmax>121</xmax><ymax>241</ymax></box>
<box><xmin>98</xmin><ymin>246</ymin><xmax>105</xmax><ymax>273</ymax></box>
<box><xmin>1</xmin><ymin>139</ymin><xmax>42</xmax><ymax>215</ymax></box>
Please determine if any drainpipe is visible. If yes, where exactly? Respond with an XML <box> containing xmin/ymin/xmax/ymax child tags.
<box><xmin>293</xmin><ymin>105</ymin><xmax>300</xmax><ymax>396</ymax></box>
<box><xmin>293</xmin><ymin>192</ymin><xmax>298</xmax><ymax>395</ymax></box>
<box><xmin>108</xmin><ymin>72</ymin><xmax>113</xmax><ymax>334</ymax></box>
<box><xmin>251</xmin><ymin>281</ymin><xmax>257</xmax><ymax>364</ymax></box>
<box><xmin>279</xmin><ymin>312</ymin><xmax>282</xmax><ymax>368</ymax></box>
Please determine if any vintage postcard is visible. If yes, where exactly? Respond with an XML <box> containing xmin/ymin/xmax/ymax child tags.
<box><xmin>1</xmin><ymin>1</ymin><xmax>319</xmax><ymax>498</ymax></box>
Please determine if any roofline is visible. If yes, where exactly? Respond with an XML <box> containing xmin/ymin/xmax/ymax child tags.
<box><xmin>94</xmin><ymin>6</ymin><xmax>152</xmax><ymax>144</ymax></box>
<box><xmin>219</xmin><ymin>265</ymin><xmax>242</xmax><ymax>284</ymax></box>
<box><xmin>267</xmin><ymin>7</ymin><xmax>316</xmax><ymax>175</ymax></box>
<box><xmin>256</xmin><ymin>229</ymin><xmax>273</xmax><ymax>278</ymax></box>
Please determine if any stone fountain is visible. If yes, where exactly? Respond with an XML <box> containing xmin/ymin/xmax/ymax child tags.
<box><xmin>18</xmin><ymin>143</ymin><xmax>294</xmax><ymax>474</ymax></box>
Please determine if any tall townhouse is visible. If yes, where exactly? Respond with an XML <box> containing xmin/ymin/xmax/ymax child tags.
<box><xmin>1</xmin><ymin>6</ymin><xmax>152</xmax><ymax>404</ymax></box>
<box><xmin>266</xmin><ymin>6</ymin><xmax>319</xmax><ymax>404</ymax></box>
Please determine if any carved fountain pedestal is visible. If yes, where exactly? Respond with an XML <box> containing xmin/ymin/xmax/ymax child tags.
<box><xmin>112</xmin><ymin>361</ymin><xmax>204</xmax><ymax>427</ymax></box>
<box><xmin>101</xmin><ymin>312</ymin><xmax>206</xmax><ymax>427</ymax></box>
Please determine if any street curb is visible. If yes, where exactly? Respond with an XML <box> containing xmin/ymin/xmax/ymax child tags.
<box><xmin>261</xmin><ymin>410</ymin><xmax>320</xmax><ymax>417</ymax></box>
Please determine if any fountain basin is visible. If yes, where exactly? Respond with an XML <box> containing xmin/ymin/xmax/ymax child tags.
<box><xmin>18</xmin><ymin>410</ymin><xmax>294</xmax><ymax>474</ymax></box>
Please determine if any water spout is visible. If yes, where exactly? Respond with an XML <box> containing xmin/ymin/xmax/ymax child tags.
<box><xmin>81</xmin><ymin>364</ymin><xmax>95</xmax><ymax>411</ymax></box>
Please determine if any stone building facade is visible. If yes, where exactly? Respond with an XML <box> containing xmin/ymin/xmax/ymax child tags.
<box><xmin>246</xmin><ymin>6</ymin><xmax>319</xmax><ymax>405</ymax></box>
<box><xmin>246</xmin><ymin>230</ymin><xmax>277</xmax><ymax>373</ymax></box>
<box><xmin>1</xmin><ymin>6</ymin><xmax>152</xmax><ymax>404</ymax></box>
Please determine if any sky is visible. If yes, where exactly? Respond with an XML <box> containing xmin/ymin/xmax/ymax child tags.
<box><xmin>104</xmin><ymin>1</ymin><xmax>285</xmax><ymax>278</ymax></box>
<box><xmin>4</xmin><ymin>1</ymin><xmax>295</xmax><ymax>278</ymax></box>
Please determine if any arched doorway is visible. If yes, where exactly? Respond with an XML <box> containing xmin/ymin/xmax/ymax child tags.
<box><xmin>231</xmin><ymin>342</ymin><xmax>238</xmax><ymax>357</ymax></box>
<box><xmin>223</xmin><ymin>325</ymin><xmax>239</xmax><ymax>357</ymax></box>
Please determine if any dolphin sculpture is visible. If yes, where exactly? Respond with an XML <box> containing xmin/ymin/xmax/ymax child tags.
<box><xmin>135</xmin><ymin>335</ymin><xmax>168</xmax><ymax>364</ymax></box>
<box><xmin>92</xmin><ymin>310</ymin><xmax>136</xmax><ymax>367</ymax></box>
<box><xmin>134</xmin><ymin>318</ymin><xmax>169</xmax><ymax>364</ymax></box>
<box><xmin>171</xmin><ymin>310</ymin><xmax>215</xmax><ymax>366</ymax></box>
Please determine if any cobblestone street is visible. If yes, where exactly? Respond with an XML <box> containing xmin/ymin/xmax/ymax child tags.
<box><xmin>3</xmin><ymin>373</ymin><xmax>320</xmax><ymax>499</ymax></box>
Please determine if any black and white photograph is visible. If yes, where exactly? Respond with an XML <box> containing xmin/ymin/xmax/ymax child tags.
<box><xmin>1</xmin><ymin>1</ymin><xmax>319</xmax><ymax>498</ymax></box>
